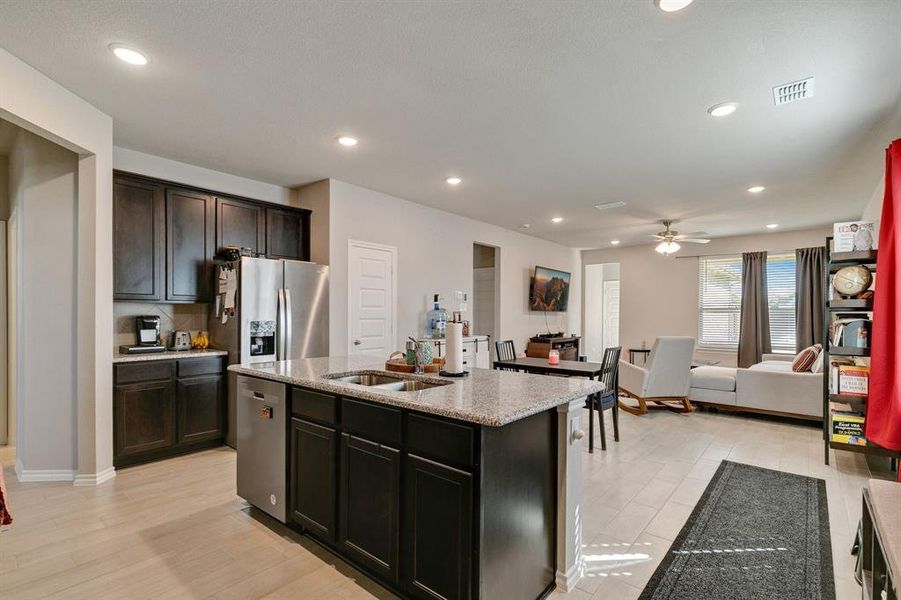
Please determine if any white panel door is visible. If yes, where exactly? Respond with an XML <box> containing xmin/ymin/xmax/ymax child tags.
<box><xmin>602</xmin><ymin>280</ymin><xmax>620</xmax><ymax>350</ymax></box>
<box><xmin>348</xmin><ymin>241</ymin><xmax>396</xmax><ymax>357</ymax></box>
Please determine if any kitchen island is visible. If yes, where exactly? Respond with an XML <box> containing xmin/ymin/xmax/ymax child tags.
<box><xmin>230</xmin><ymin>356</ymin><xmax>601</xmax><ymax>600</ymax></box>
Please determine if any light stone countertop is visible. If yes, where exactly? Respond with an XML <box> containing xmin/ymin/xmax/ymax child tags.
<box><xmin>228</xmin><ymin>355</ymin><xmax>604</xmax><ymax>427</ymax></box>
<box><xmin>113</xmin><ymin>349</ymin><xmax>229</xmax><ymax>363</ymax></box>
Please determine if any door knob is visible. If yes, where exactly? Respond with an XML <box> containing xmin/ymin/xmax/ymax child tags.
<box><xmin>572</xmin><ymin>428</ymin><xmax>585</xmax><ymax>442</ymax></box>
<box><xmin>353</xmin><ymin>339</ymin><xmax>362</xmax><ymax>346</ymax></box>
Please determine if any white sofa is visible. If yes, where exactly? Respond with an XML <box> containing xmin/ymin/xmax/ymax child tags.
<box><xmin>689</xmin><ymin>354</ymin><xmax>823</xmax><ymax>420</ymax></box>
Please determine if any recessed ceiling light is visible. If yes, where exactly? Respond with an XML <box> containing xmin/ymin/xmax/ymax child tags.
<box><xmin>766</xmin><ymin>223</ymin><xmax>779</xmax><ymax>229</ymax></box>
<box><xmin>707</xmin><ymin>102</ymin><xmax>738</xmax><ymax>118</ymax></box>
<box><xmin>337</xmin><ymin>136</ymin><xmax>358</xmax><ymax>147</ymax></box>
<box><xmin>446</xmin><ymin>177</ymin><xmax>462</xmax><ymax>185</ymax></box>
<box><xmin>611</xmin><ymin>240</ymin><xmax>621</xmax><ymax>245</ymax></box>
<box><xmin>747</xmin><ymin>186</ymin><xmax>766</xmax><ymax>194</ymax></box>
<box><xmin>109</xmin><ymin>44</ymin><xmax>148</xmax><ymax>66</ymax></box>
<box><xmin>519</xmin><ymin>223</ymin><xmax>531</xmax><ymax>229</ymax></box>
<box><xmin>551</xmin><ymin>217</ymin><xmax>564</xmax><ymax>223</ymax></box>
<box><xmin>655</xmin><ymin>0</ymin><xmax>694</xmax><ymax>12</ymax></box>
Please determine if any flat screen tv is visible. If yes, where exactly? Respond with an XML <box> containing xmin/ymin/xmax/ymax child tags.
<box><xmin>530</xmin><ymin>266</ymin><xmax>571</xmax><ymax>312</ymax></box>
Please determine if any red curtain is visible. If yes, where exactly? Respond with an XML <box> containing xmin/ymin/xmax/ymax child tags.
<box><xmin>866</xmin><ymin>138</ymin><xmax>901</xmax><ymax>452</ymax></box>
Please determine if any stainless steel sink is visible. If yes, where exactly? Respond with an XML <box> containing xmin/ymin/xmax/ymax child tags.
<box><xmin>326</xmin><ymin>371</ymin><xmax>451</xmax><ymax>392</ymax></box>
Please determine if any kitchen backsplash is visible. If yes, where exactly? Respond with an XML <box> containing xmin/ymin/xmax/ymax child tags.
<box><xmin>114</xmin><ymin>302</ymin><xmax>209</xmax><ymax>347</ymax></box>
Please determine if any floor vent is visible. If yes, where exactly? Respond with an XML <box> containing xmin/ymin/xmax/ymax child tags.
<box><xmin>773</xmin><ymin>77</ymin><xmax>815</xmax><ymax>106</ymax></box>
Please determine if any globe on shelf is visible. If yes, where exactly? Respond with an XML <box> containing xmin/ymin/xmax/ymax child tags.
<box><xmin>833</xmin><ymin>265</ymin><xmax>872</xmax><ymax>297</ymax></box>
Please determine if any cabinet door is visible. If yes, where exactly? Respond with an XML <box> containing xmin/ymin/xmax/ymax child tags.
<box><xmin>166</xmin><ymin>188</ymin><xmax>214</xmax><ymax>302</ymax></box>
<box><xmin>176</xmin><ymin>374</ymin><xmax>224</xmax><ymax>444</ymax></box>
<box><xmin>339</xmin><ymin>434</ymin><xmax>400</xmax><ymax>582</ymax></box>
<box><xmin>290</xmin><ymin>418</ymin><xmax>338</xmax><ymax>541</ymax></box>
<box><xmin>403</xmin><ymin>455</ymin><xmax>473</xmax><ymax>600</ymax></box>
<box><xmin>265</xmin><ymin>207</ymin><xmax>310</xmax><ymax>260</ymax></box>
<box><xmin>113</xmin><ymin>176</ymin><xmax>164</xmax><ymax>301</ymax></box>
<box><xmin>216</xmin><ymin>196</ymin><xmax>265</xmax><ymax>255</ymax></box>
<box><xmin>114</xmin><ymin>380</ymin><xmax>176</xmax><ymax>460</ymax></box>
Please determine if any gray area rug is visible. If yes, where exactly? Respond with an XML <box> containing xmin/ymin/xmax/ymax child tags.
<box><xmin>639</xmin><ymin>461</ymin><xmax>835</xmax><ymax>600</ymax></box>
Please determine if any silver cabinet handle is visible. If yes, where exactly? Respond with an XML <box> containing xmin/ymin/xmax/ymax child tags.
<box><xmin>284</xmin><ymin>289</ymin><xmax>293</xmax><ymax>359</ymax></box>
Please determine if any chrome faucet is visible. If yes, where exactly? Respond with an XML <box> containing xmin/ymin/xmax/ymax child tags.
<box><xmin>407</xmin><ymin>339</ymin><xmax>425</xmax><ymax>374</ymax></box>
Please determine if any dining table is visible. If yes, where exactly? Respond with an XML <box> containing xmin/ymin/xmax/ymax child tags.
<box><xmin>492</xmin><ymin>356</ymin><xmax>606</xmax><ymax>452</ymax></box>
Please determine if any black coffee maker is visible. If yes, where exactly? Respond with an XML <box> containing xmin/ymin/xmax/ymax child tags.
<box><xmin>119</xmin><ymin>315</ymin><xmax>166</xmax><ymax>354</ymax></box>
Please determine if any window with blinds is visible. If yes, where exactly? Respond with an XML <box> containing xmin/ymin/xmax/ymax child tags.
<box><xmin>698</xmin><ymin>257</ymin><xmax>743</xmax><ymax>347</ymax></box>
<box><xmin>698</xmin><ymin>253</ymin><xmax>797</xmax><ymax>351</ymax></box>
<box><xmin>766</xmin><ymin>253</ymin><xmax>796</xmax><ymax>353</ymax></box>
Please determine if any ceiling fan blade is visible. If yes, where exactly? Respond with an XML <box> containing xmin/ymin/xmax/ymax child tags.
<box><xmin>680</xmin><ymin>238</ymin><xmax>711</xmax><ymax>244</ymax></box>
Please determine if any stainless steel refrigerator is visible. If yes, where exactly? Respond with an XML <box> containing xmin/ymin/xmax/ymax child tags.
<box><xmin>210</xmin><ymin>257</ymin><xmax>329</xmax><ymax>447</ymax></box>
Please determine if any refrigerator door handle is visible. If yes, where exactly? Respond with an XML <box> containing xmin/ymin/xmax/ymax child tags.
<box><xmin>277</xmin><ymin>288</ymin><xmax>286</xmax><ymax>360</ymax></box>
<box><xmin>284</xmin><ymin>289</ymin><xmax>293</xmax><ymax>359</ymax></box>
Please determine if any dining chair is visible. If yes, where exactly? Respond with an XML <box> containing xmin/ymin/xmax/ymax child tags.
<box><xmin>589</xmin><ymin>346</ymin><xmax>622</xmax><ymax>451</ymax></box>
<box><xmin>495</xmin><ymin>340</ymin><xmax>517</xmax><ymax>370</ymax></box>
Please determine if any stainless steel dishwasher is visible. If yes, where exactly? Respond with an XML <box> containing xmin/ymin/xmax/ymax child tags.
<box><xmin>236</xmin><ymin>375</ymin><xmax>286</xmax><ymax>523</ymax></box>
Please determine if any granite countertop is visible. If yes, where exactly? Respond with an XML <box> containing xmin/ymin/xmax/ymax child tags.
<box><xmin>228</xmin><ymin>355</ymin><xmax>604</xmax><ymax>427</ymax></box>
<box><xmin>867</xmin><ymin>479</ymin><xmax>901</xmax><ymax>587</ymax></box>
<box><xmin>113</xmin><ymin>348</ymin><xmax>229</xmax><ymax>363</ymax></box>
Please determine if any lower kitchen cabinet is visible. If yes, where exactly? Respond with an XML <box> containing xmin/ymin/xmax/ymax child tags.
<box><xmin>403</xmin><ymin>454</ymin><xmax>473</xmax><ymax>600</ymax></box>
<box><xmin>290</xmin><ymin>418</ymin><xmax>338</xmax><ymax>541</ymax></box>
<box><xmin>339</xmin><ymin>433</ymin><xmax>401</xmax><ymax>582</ymax></box>
<box><xmin>285</xmin><ymin>386</ymin><xmax>555</xmax><ymax>600</ymax></box>
<box><xmin>113</xmin><ymin>357</ymin><xmax>226</xmax><ymax>467</ymax></box>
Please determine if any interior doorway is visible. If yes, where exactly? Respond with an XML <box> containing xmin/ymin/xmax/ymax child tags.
<box><xmin>472</xmin><ymin>243</ymin><xmax>499</xmax><ymax>359</ymax></box>
<box><xmin>584</xmin><ymin>263</ymin><xmax>620</xmax><ymax>362</ymax></box>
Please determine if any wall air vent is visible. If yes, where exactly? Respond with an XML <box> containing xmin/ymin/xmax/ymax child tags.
<box><xmin>594</xmin><ymin>201</ymin><xmax>627</xmax><ymax>211</ymax></box>
<box><xmin>773</xmin><ymin>77</ymin><xmax>815</xmax><ymax>106</ymax></box>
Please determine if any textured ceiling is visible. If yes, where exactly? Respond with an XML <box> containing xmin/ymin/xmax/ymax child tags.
<box><xmin>1</xmin><ymin>0</ymin><xmax>900</xmax><ymax>247</ymax></box>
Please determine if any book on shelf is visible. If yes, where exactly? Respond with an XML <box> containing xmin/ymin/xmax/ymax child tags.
<box><xmin>830</xmin><ymin>318</ymin><xmax>872</xmax><ymax>349</ymax></box>
<box><xmin>831</xmin><ymin>410</ymin><xmax>867</xmax><ymax>446</ymax></box>
<box><xmin>837</xmin><ymin>364</ymin><xmax>869</xmax><ymax>397</ymax></box>
<box><xmin>833</xmin><ymin>221</ymin><xmax>877</xmax><ymax>252</ymax></box>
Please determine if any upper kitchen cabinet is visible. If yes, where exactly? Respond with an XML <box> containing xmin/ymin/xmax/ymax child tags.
<box><xmin>113</xmin><ymin>175</ymin><xmax>165</xmax><ymax>301</ymax></box>
<box><xmin>215</xmin><ymin>196</ymin><xmax>265</xmax><ymax>255</ymax></box>
<box><xmin>265</xmin><ymin>206</ymin><xmax>310</xmax><ymax>261</ymax></box>
<box><xmin>166</xmin><ymin>188</ymin><xmax>215</xmax><ymax>302</ymax></box>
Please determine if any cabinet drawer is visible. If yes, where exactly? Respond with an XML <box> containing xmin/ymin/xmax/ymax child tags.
<box><xmin>114</xmin><ymin>360</ymin><xmax>176</xmax><ymax>385</ymax></box>
<box><xmin>292</xmin><ymin>388</ymin><xmax>338</xmax><ymax>425</ymax></box>
<box><xmin>177</xmin><ymin>356</ymin><xmax>225</xmax><ymax>377</ymax></box>
<box><xmin>342</xmin><ymin>398</ymin><xmax>402</xmax><ymax>447</ymax></box>
<box><xmin>406</xmin><ymin>413</ymin><xmax>476</xmax><ymax>470</ymax></box>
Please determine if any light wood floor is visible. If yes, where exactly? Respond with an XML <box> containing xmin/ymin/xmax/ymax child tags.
<box><xmin>1</xmin><ymin>408</ymin><xmax>894</xmax><ymax>599</ymax></box>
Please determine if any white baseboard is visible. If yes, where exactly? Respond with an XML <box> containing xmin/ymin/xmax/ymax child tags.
<box><xmin>73</xmin><ymin>467</ymin><xmax>117</xmax><ymax>486</ymax></box>
<box><xmin>15</xmin><ymin>459</ymin><xmax>76</xmax><ymax>482</ymax></box>
<box><xmin>555</xmin><ymin>560</ymin><xmax>583</xmax><ymax>592</ymax></box>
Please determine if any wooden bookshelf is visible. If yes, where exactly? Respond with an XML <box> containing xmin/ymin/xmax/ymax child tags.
<box><xmin>828</xmin><ymin>298</ymin><xmax>873</xmax><ymax>310</ymax></box>
<box><xmin>829</xmin><ymin>345</ymin><xmax>870</xmax><ymax>357</ymax></box>
<box><xmin>829</xmin><ymin>393</ymin><xmax>867</xmax><ymax>404</ymax></box>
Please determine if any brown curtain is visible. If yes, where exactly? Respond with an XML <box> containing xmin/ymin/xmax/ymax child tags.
<box><xmin>738</xmin><ymin>251</ymin><xmax>771</xmax><ymax>367</ymax></box>
<box><xmin>795</xmin><ymin>246</ymin><xmax>826</xmax><ymax>351</ymax></box>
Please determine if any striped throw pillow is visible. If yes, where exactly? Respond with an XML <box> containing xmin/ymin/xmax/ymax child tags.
<box><xmin>792</xmin><ymin>344</ymin><xmax>822</xmax><ymax>372</ymax></box>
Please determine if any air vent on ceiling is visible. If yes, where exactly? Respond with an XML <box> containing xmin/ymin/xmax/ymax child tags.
<box><xmin>594</xmin><ymin>201</ymin><xmax>627</xmax><ymax>211</ymax></box>
<box><xmin>773</xmin><ymin>77</ymin><xmax>815</xmax><ymax>106</ymax></box>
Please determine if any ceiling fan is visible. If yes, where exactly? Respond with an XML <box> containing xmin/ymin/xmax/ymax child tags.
<box><xmin>651</xmin><ymin>220</ymin><xmax>711</xmax><ymax>255</ymax></box>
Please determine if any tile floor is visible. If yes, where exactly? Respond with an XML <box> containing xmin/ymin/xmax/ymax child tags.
<box><xmin>0</xmin><ymin>407</ymin><xmax>895</xmax><ymax>599</ymax></box>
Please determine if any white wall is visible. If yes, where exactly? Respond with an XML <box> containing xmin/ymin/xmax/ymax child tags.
<box><xmin>1</xmin><ymin>46</ymin><xmax>114</xmax><ymax>484</ymax></box>
<box><xmin>8</xmin><ymin>130</ymin><xmax>79</xmax><ymax>472</ymax></box>
<box><xmin>582</xmin><ymin>227</ymin><xmax>830</xmax><ymax>367</ymax></box>
<box><xmin>114</xmin><ymin>146</ymin><xmax>293</xmax><ymax>206</ymax></box>
<box><xmin>298</xmin><ymin>179</ymin><xmax>581</xmax><ymax>356</ymax></box>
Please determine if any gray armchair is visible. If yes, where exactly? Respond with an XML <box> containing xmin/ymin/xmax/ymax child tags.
<box><xmin>618</xmin><ymin>336</ymin><xmax>695</xmax><ymax>415</ymax></box>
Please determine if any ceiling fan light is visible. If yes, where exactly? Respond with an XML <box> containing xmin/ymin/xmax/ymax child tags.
<box><xmin>655</xmin><ymin>241</ymin><xmax>681</xmax><ymax>255</ymax></box>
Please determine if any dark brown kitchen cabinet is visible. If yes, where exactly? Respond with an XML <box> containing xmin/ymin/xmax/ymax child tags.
<box><xmin>176</xmin><ymin>375</ymin><xmax>225</xmax><ymax>444</ymax></box>
<box><xmin>403</xmin><ymin>454</ymin><xmax>473</xmax><ymax>600</ymax></box>
<box><xmin>113</xmin><ymin>176</ymin><xmax>165</xmax><ymax>301</ymax></box>
<box><xmin>114</xmin><ymin>379</ymin><xmax>176</xmax><ymax>459</ymax></box>
<box><xmin>339</xmin><ymin>434</ymin><xmax>400</xmax><ymax>582</ymax></box>
<box><xmin>114</xmin><ymin>357</ymin><xmax>226</xmax><ymax>468</ymax></box>
<box><xmin>265</xmin><ymin>207</ymin><xmax>310</xmax><ymax>260</ymax></box>
<box><xmin>166</xmin><ymin>188</ymin><xmax>214</xmax><ymax>302</ymax></box>
<box><xmin>290</xmin><ymin>418</ymin><xmax>338</xmax><ymax>542</ymax></box>
<box><xmin>215</xmin><ymin>196</ymin><xmax>265</xmax><ymax>255</ymax></box>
